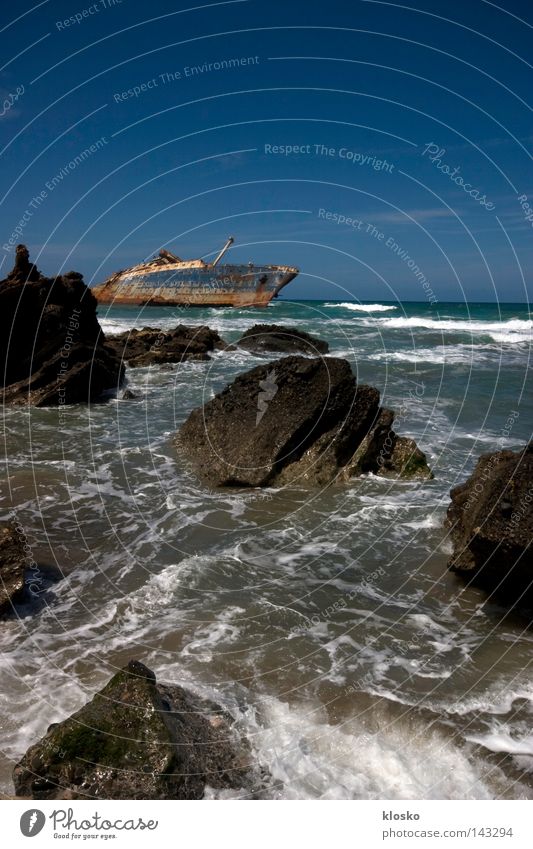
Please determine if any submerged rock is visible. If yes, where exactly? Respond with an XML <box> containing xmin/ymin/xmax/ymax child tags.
<box><xmin>447</xmin><ymin>443</ymin><xmax>533</xmax><ymax>604</ymax></box>
<box><xmin>13</xmin><ymin>660</ymin><xmax>254</xmax><ymax>800</ymax></box>
<box><xmin>177</xmin><ymin>355</ymin><xmax>432</xmax><ymax>487</ymax></box>
<box><xmin>0</xmin><ymin>245</ymin><xmax>123</xmax><ymax>406</ymax></box>
<box><xmin>0</xmin><ymin>520</ymin><xmax>63</xmax><ymax>618</ymax></box>
<box><xmin>120</xmin><ymin>387</ymin><xmax>138</xmax><ymax>400</ymax></box>
<box><xmin>236</xmin><ymin>323</ymin><xmax>329</xmax><ymax>355</ymax></box>
<box><xmin>0</xmin><ymin>522</ymin><xmax>26</xmax><ymax>616</ymax></box>
<box><xmin>106</xmin><ymin>325</ymin><xmax>228</xmax><ymax>366</ymax></box>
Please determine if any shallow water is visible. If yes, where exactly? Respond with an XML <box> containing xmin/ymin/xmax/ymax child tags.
<box><xmin>1</xmin><ymin>298</ymin><xmax>532</xmax><ymax>799</ymax></box>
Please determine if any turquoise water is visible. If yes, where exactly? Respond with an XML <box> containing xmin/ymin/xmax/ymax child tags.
<box><xmin>1</xmin><ymin>299</ymin><xmax>532</xmax><ymax>799</ymax></box>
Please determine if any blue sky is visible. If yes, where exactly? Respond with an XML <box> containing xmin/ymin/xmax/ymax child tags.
<box><xmin>1</xmin><ymin>0</ymin><xmax>532</xmax><ymax>301</ymax></box>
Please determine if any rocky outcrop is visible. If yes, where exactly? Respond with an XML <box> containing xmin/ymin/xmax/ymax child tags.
<box><xmin>447</xmin><ymin>443</ymin><xmax>533</xmax><ymax>604</ymax></box>
<box><xmin>236</xmin><ymin>324</ymin><xmax>329</xmax><ymax>355</ymax></box>
<box><xmin>0</xmin><ymin>245</ymin><xmax>123</xmax><ymax>406</ymax></box>
<box><xmin>0</xmin><ymin>522</ymin><xmax>26</xmax><ymax>616</ymax></box>
<box><xmin>13</xmin><ymin>660</ymin><xmax>254</xmax><ymax>800</ymax></box>
<box><xmin>106</xmin><ymin>325</ymin><xmax>229</xmax><ymax>366</ymax></box>
<box><xmin>177</xmin><ymin>356</ymin><xmax>432</xmax><ymax>487</ymax></box>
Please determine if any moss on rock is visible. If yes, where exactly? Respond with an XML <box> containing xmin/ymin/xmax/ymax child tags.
<box><xmin>13</xmin><ymin>660</ymin><xmax>254</xmax><ymax>800</ymax></box>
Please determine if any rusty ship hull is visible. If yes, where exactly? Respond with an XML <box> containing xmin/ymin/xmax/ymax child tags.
<box><xmin>92</xmin><ymin>240</ymin><xmax>299</xmax><ymax>308</ymax></box>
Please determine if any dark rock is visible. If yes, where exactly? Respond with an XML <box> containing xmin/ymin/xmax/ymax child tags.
<box><xmin>106</xmin><ymin>325</ymin><xmax>228</xmax><ymax>367</ymax></box>
<box><xmin>236</xmin><ymin>324</ymin><xmax>329</xmax><ymax>355</ymax></box>
<box><xmin>0</xmin><ymin>246</ymin><xmax>123</xmax><ymax>406</ymax></box>
<box><xmin>7</xmin><ymin>244</ymin><xmax>40</xmax><ymax>283</ymax></box>
<box><xmin>388</xmin><ymin>437</ymin><xmax>433</xmax><ymax>479</ymax></box>
<box><xmin>120</xmin><ymin>388</ymin><xmax>137</xmax><ymax>400</ymax></box>
<box><xmin>177</xmin><ymin>355</ymin><xmax>432</xmax><ymax>487</ymax></box>
<box><xmin>0</xmin><ymin>522</ymin><xmax>26</xmax><ymax>616</ymax></box>
<box><xmin>447</xmin><ymin>443</ymin><xmax>533</xmax><ymax>604</ymax></box>
<box><xmin>0</xmin><ymin>521</ymin><xmax>63</xmax><ymax>618</ymax></box>
<box><xmin>13</xmin><ymin>660</ymin><xmax>254</xmax><ymax>800</ymax></box>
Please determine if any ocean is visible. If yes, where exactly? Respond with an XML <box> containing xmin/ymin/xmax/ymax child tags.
<box><xmin>1</xmin><ymin>299</ymin><xmax>532</xmax><ymax>799</ymax></box>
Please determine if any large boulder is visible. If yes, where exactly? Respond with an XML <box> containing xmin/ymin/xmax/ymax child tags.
<box><xmin>0</xmin><ymin>522</ymin><xmax>26</xmax><ymax>616</ymax></box>
<box><xmin>13</xmin><ymin>660</ymin><xmax>254</xmax><ymax>800</ymax></box>
<box><xmin>106</xmin><ymin>325</ymin><xmax>228</xmax><ymax>367</ymax></box>
<box><xmin>236</xmin><ymin>323</ymin><xmax>329</xmax><ymax>355</ymax></box>
<box><xmin>0</xmin><ymin>245</ymin><xmax>123</xmax><ymax>406</ymax></box>
<box><xmin>177</xmin><ymin>356</ymin><xmax>432</xmax><ymax>487</ymax></box>
<box><xmin>447</xmin><ymin>443</ymin><xmax>533</xmax><ymax>604</ymax></box>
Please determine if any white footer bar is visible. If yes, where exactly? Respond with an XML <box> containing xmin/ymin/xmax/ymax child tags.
<box><xmin>4</xmin><ymin>799</ymin><xmax>532</xmax><ymax>848</ymax></box>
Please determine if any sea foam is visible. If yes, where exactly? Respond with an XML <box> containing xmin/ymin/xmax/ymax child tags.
<box><xmin>369</xmin><ymin>316</ymin><xmax>532</xmax><ymax>344</ymax></box>
<box><xmin>325</xmin><ymin>302</ymin><xmax>398</xmax><ymax>312</ymax></box>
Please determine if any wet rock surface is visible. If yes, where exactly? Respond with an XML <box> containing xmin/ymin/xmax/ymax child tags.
<box><xmin>177</xmin><ymin>355</ymin><xmax>432</xmax><ymax>487</ymax></box>
<box><xmin>447</xmin><ymin>443</ymin><xmax>533</xmax><ymax>605</ymax></box>
<box><xmin>106</xmin><ymin>325</ymin><xmax>229</xmax><ymax>366</ymax></box>
<box><xmin>0</xmin><ymin>522</ymin><xmax>26</xmax><ymax>617</ymax></box>
<box><xmin>236</xmin><ymin>323</ymin><xmax>329</xmax><ymax>355</ymax></box>
<box><xmin>0</xmin><ymin>245</ymin><xmax>123</xmax><ymax>406</ymax></box>
<box><xmin>13</xmin><ymin>660</ymin><xmax>255</xmax><ymax>800</ymax></box>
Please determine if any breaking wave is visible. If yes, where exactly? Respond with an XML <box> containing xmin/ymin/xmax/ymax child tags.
<box><xmin>325</xmin><ymin>302</ymin><xmax>398</xmax><ymax>312</ymax></box>
<box><xmin>368</xmin><ymin>316</ymin><xmax>532</xmax><ymax>344</ymax></box>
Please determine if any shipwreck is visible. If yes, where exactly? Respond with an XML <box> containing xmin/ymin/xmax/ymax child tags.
<box><xmin>91</xmin><ymin>237</ymin><xmax>299</xmax><ymax>307</ymax></box>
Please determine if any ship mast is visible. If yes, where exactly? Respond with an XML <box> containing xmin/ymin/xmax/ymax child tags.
<box><xmin>211</xmin><ymin>236</ymin><xmax>234</xmax><ymax>267</ymax></box>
